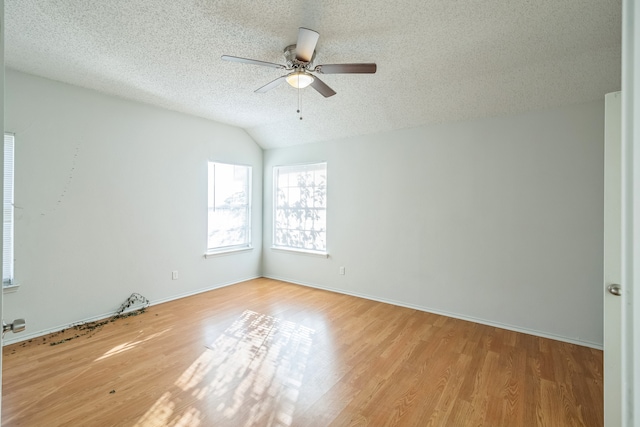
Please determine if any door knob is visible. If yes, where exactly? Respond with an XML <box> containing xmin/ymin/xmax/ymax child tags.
<box><xmin>608</xmin><ymin>283</ymin><xmax>622</xmax><ymax>296</ymax></box>
<box><xmin>2</xmin><ymin>318</ymin><xmax>26</xmax><ymax>336</ymax></box>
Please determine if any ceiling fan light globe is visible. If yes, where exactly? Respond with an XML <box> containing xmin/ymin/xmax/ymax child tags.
<box><xmin>286</xmin><ymin>72</ymin><xmax>314</xmax><ymax>89</ymax></box>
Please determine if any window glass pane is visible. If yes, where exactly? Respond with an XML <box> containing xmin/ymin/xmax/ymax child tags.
<box><xmin>208</xmin><ymin>162</ymin><xmax>251</xmax><ymax>251</ymax></box>
<box><xmin>273</xmin><ymin>162</ymin><xmax>327</xmax><ymax>252</ymax></box>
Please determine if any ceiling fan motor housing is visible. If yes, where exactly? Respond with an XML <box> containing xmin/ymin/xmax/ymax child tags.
<box><xmin>284</xmin><ymin>44</ymin><xmax>315</xmax><ymax>69</ymax></box>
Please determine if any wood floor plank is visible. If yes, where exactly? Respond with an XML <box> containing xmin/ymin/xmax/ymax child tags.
<box><xmin>2</xmin><ymin>278</ymin><xmax>603</xmax><ymax>426</ymax></box>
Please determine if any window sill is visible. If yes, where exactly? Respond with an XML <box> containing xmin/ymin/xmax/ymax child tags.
<box><xmin>3</xmin><ymin>283</ymin><xmax>20</xmax><ymax>294</ymax></box>
<box><xmin>204</xmin><ymin>246</ymin><xmax>253</xmax><ymax>258</ymax></box>
<box><xmin>270</xmin><ymin>247</ymin><xmax>329</xmax><ymax>258</ymax></box>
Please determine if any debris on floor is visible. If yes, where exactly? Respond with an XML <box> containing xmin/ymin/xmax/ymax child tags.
<box><xmin>4</xmin><ymin>293</ymin><xmax>151</xmax><ymax>348</ymax></box>
<box><xmin>47</xmin><ymin>293</ymin><xmax>151</xmax><ymax>346</ymax></box>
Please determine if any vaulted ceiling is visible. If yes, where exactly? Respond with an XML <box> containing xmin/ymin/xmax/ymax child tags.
<box><xmin>5</xmin><ymin>0</ymin><xmax>622</xmax><ymax>149</ymax></box>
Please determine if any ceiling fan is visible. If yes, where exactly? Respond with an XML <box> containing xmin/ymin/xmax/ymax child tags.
<box><xmin>221</xmin><ymin>27</ymin><xmax>377</xmax><ymax>98</ymax></box>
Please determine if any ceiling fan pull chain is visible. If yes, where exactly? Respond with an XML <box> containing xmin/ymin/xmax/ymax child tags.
<box><xmin>297</xmin><ymin>84</ymin><xmax>303</xmax><ymax>120</ymax></box>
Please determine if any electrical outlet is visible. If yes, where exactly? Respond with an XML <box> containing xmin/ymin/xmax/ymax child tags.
<box><xmin>172</xmin><ymin>270</ymin><xmax>178</xmax><ymax>280</ymax></box>
<box><xmin>339</xmin><ymin>266</ymin><xmax>345</xmax><ymax>275</ymax></box>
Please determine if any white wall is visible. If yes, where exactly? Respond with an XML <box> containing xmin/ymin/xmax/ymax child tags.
<box><xmin>3</xmin><ymin>69</ymin><xmax>605</xmax><ymax>348</ymax></box>
<box><xmin>4</xmin><ymin>70</ymin><xmax>263</xmax><ymax>343</ymax></box>
<box><xmin>263</xmin><ymin>101</ymin><xmax>605</xmax><ymax>348</ymax></box>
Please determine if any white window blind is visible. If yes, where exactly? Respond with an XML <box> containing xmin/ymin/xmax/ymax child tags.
<box><xmin>273</xmin><ymin>162</ymin><xmax>327</xmax><ymax>252</ymax></box>
<box><xmin>3</xmin><ymin>134</ymin><xmax>15</xmax><ymax>286</ymax></box>
<box><xmin>207</xmin><ymin>162</ymin><xmax>252</xmax><ymax>252</ymax></box>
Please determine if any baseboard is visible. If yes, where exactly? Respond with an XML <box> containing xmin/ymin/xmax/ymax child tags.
<box><xmin>5</xmin><ymin>274</ymin><xmax>603</xmax><ymax>350</ymax></box>
<box><xmin>2</xmin><ymin>276</ymin><xmax>261</xmax><ymax>346</ymax></box>
<box><xmin>149</xmin><ymin>275</ymin><xmax>260</xmax><ymax>307</ymax></box>
<box><xmin>263</xmin><ymin>274</ymin><xmax>604</xmax><ymax>350</ymax></box>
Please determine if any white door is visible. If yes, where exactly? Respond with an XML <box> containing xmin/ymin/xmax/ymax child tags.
<box><xmin>604</xmin><ymin>91</ymin><xmax>622</xmax><ymax>427</ymax></box>
<box><xmin>0</xmin><ymin>0</ymin><xmax>5</xmax><ymax>420</ymax></box>
<box><xmin>620</xmin><ymin>0</ymin><xmax>640</xmax><ymax>423</ymax></box>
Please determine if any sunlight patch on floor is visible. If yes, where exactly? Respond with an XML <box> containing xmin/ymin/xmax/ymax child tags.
<box><xmin>133</xmin><ymin>391</ymin><xmax>203</xmax><ymax>427</ymax></box>
<box><xmin>135</xmin><ymin>310</ymin><xmax>315</xmax><ymax>426</ymax></box>
<box><xmin>94</xmin><ymin>329</ymin><xmax>171</xmax><ymax>362</ymax></box>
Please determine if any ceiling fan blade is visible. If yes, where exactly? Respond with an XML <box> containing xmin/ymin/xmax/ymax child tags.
<box><xmin>221</xmin><ymin>55</ymin><xmax>285</xmax><ymax>69</ymax></box>
<box><xmin>316</xmin><ymin>63</ymin><xmax>377</xmax><ymax>74</ymax></box>
<box><xmin>310</xmin><ymin>76</ymin><xmax>337</xmax><ymax>98</ymax></box>
<box><xmin>255</xmin><ymin>76</ymin><xmax>287</xmax><ymax>93</ymax></box>
<box><xmin>295</xmin><ymin>28</ymin><xmax>320</xmax><ymax>62</ymax></box>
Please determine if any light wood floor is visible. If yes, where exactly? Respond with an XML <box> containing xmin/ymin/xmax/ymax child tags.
<box><xmin>2</xmin><ymin>278</ymin><xmax>603</xmax><ymax>426</ymax></box>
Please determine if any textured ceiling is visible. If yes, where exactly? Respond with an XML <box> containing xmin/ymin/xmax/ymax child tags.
<box><xmin>6</xmin><ymin>0</ymin><xmax>621</xmax><ymax>149</ymax></box>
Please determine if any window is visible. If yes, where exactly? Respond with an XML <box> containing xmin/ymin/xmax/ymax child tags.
<box><xmin>273</xmin><ymin>162</ymin><xmax>327</xmax><ymax>253</ymax></box>
<box><xmin>3</xmin><ymin>134</ymin><xmax>15</xmax><ymax>287</ymax></box>
<box><xmin>207</xmin><ymin>162</ymin><xmax>252</xmax><ymax>253</ymax></box>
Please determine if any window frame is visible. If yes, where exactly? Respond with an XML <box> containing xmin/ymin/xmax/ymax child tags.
<box><xmin>3</xmin><ymin>133</ymin><xmax>16</xmax><ymax>289</ymax></box>
<box><xmin>272</xmin><ymin>162</ymin><xmax>328</xmax><ymax>256</ymax></box>
<box><xmin>206</xmin><ymin>161</ymin><xmax>253</xmax><ymax>257</ymax></box>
